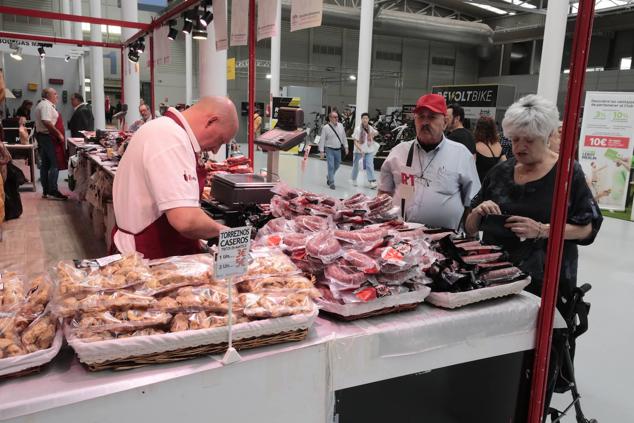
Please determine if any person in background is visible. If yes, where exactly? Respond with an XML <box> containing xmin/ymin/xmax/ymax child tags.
<box><xmin>351</xmin><ymin>112</ymin><xmax>378</xmax><ymax>189</ymax></box>
<box><xmin>105</xmin><ymin>95</ymin><xmax>112</xmax><ymax>124</ymax></box>
<box><xmin>18</xmin><ymin>116</ymin><xmax>30</xmax><ymax>145</ymax></box>
<box><xmin>446</xmin><ymin>103</ymin><xmax>476</xmax><ymax>158</ymax></box>
<box><xmin>379</xmin><ymin>94</ymin><xmax>480</xmax><ymax>229</ymax></box>
<box><xmin>15</xmin><ymin>100</ymin><xmax>33</xmax><ymax>121</ymax></box>
<box><xmin>548</xmin><ymin>121</ymin><xmax>563</xmax><ymax>154</ymax></box>
<box><xmin>253</xmin><ymin>109</ymin><xmax>263</xmax><ymax>138</ymax></box>
<box><xmin>465</xmin><ymin>94</ymin><xmax>602</xmax><ymax>304</ymax></box>
<box><xmin>474</xmin><ymin>116</ymin><xmax>506</xmax><ymax>182</ymax></box>
<box><xmin>33</xmin><ymin>88</ymin><xmax>67</xmax><ymax>200</ymax></box>
<box><xmin>54</xmin><ymin>112</ymin><xmax>68</xmax><ymax>174</ymax></box>
<box><xmin>112</xmin><ymin>96</ymin><xmax>237</xmax><ymax>259</ymax></box>
<box><xmin>68</xmin><ymin>93</ymin><xmax>94</xmax><ymax>138</ymax></box>
<box><xmin>129</xmin><ymin>104</ymin><xmax>153</xmax><ymax>132</ymax></box>
<box><xmin>319</xmin><ymin>111</ymin><xmax>349</xmax><ymax>190</ymax></box>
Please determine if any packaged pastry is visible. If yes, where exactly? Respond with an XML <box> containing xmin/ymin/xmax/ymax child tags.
<box><xmin>146</xmin><ymin>254</ymin><xmax>214</xmax><ymax>293</ymax></box>
<box><xmin>70</xmin><ymin>310</ymin><xmax>172</xmax><ymax>336</ymax></box>
<box><xmin>53</xmin><ymin>290</ymin><xmax>157</xmax><ymax>317</ymax></box>
<box><xmin>239</xmin><ymin>292</ymin><xmax>313</xmax><ymax>319</ymax></box>
<box><xmin>155</xmin><ymin>284</ymin><xmax>240</xmax><ymax>314</ymax></box>
<box><xmin>0</xmin><ymin>313</ymin><xmax>26</xmax><ymax>359</ymax></box>
<box><xmin>238</xmin><ymin>274</ymin><xmax>320</xmax><ymax>298</ymax></box>
<box><xmin>20</xmin><ymin>312</ymin><xmax>57</xmax><ymax>354</ymax></box>
<box><xmin>169</xmin><ymin>311</ymin><xmax>248</xmax><ymax>332</ymax></box>
<box><xmin>75</xmin><ymin>327</ymin><xmax>166</xmax><ymax>343</ymax></box>
<box><xmin>0</xmin><ymin>272</ymin><xmax>27</xmax><ymax>312</ymax></box>
<box><xmin>237</xmin><ymin>248</ymin><xmax>300</xmax><ymax>281</ymax></box>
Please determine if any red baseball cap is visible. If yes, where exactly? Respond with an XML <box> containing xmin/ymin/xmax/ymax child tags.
<box><xmin>413</xmin><ymin>94</ymin><xmax>447</xmax><ymax>115</ymax></box>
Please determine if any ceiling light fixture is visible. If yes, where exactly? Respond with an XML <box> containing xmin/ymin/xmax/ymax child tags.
<box><xmin>136</xmin><ymin>37</ymin><xmax>145</xmax><ymax>54</ymax></box>
<box><xmin>266</xmin><ymin>74</ymin><xmax>272</xmax><ymax>79</ymax></box>
<box><xmin>192</xmin><ymin>21</ymin><xmax>207</xmax><ymax>40</ymax></box>
<box><xmin>167</xmin><ymin>19</ymin><xmax>178</xmax><ymax>40</ymax></box>
<box><xmin>64</xmin><ymin>55</ymin><xmax>71</xmax><ymax>62</ymax></box>
<box><xmin>10</xmin><ymin>47</ymin><xmax>23</xmax><ymax>61</ymax></box>
<box><xmin>182</xmin><ymin>19</ymin><xmax>193</xmax><ymax>34</ymax></box>
<box><xmin>349</xmin><ymin>75</ymin><xmax>356</xmax><ymax>80</ymax></box>
<box><xmin>37</xmin><ymin>45</ymin><xmax>46</xmax><ymax>59</ymax></box>
<box><xmin>128</xmin><ymin>47</ymin><xmax>139</xmax><ymax>63</ymax></box>
<box><xmin>200</xmin><ymin>1</ymin><xmax>214</xmax><ymax>27</ymax></box>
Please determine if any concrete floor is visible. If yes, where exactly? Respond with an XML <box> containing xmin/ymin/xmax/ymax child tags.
<box><xmin>1</xmin><ymin>151</ymin><xmax>633</xmax><ymax>421</ymax></box>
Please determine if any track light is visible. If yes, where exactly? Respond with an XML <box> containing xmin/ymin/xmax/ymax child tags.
<box><xmin>182</xmin><ymin>19</ymin><xmax>193</xmax><ymax>34</ymax></box>
<box><xmin>199</xmin><ymin>1</ymin><xmax>214</xmax><ymax>27</ymax></box>
<box><xmin>64</xmin><ymin>55</ymin><xmax>71</xmax><ymax>62</ymax></box>
<box><xmin>136</xmin><ymin>37</ymin><xmax>145</xmax><ymax>54</ymax></box>
<box><xmin>128</xmin><ymin>47</ymin><xmax>139</xmax><ymax>63</ymax></box>
<box><xmin>37</xmin><ymin>46</ymin><xmax>46</xmax><ymax>59</ymax></box>
<box><xmin>349</xmin><ymin>75</ymin><xmax>356</xmax><ymax>80</ymax></box>
<box><xmin>192</xmin><ymin>21</ymin><xmax>207</xmax><ymax>40</ymax></box>
<box><xmin>10</xmin><ymin>47</ymin><xmax>23</xmax><ymax>61</ymax></box>
<box><xmin>167</xmin><ymin>19</ymin><xmax>178</xmax><ymax>40</ymax></box>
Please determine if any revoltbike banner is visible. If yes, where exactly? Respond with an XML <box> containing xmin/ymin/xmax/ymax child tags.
<box><xmin>578</xmin><ymin>91</ymin><xmax>634</xmax><ymax>212</ymax></box>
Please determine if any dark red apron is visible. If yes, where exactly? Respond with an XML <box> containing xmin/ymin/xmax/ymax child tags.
<box><xmin>111</xmin><ymin>111</ymin><xmax>206</xmax><ymax>259</ymax></box>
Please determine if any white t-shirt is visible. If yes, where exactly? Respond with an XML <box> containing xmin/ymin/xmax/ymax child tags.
<box><xmin>352</xmin><ymin>125</ymin><xmax>379</xmax><ymax>153</ymax></box>
<box><xmin>33</xmin><ymin>99</ymin><xmax>59</xmax><ymax>134</ymax></box>
<box><xmin>113</xmin><ymin>107</ymin><xmax>202</xmax><ymax>254</ymax></box>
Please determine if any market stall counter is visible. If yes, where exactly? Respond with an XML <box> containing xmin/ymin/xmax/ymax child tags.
<box><xmin>1</xmin><ymin>292</ymin><xmax>540</xmax><ymax>423</ymax></box>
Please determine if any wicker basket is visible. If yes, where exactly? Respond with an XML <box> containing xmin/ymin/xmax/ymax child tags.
<box><xmin>426</xmin><ymin>278</ymin><xmax>531</xmax><ymax>309</ymax></box>
<box><xmin>0</xmin><ymin>328</ymin><xmax>63</xmax><ymax>379</ymax></box>
<box><xmin>86</xmin><ymin>328</ymin><xmax>309</xmax><ymax>371</ymax></box>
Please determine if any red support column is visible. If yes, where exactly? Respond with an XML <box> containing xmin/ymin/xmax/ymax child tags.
<box><xmin>150</xmin><ymin>34</ymin><xmax>156</xmax><ymax>118</ymax></box>
<box><xmin>527</xmin><ymin>0</ymin><xmax>596</xmax><ymax>421</ymax></box>
<box><xmin>248</xmin><ymin>0</ymin><xmax>256</xmax><ymax>167</ymax></box>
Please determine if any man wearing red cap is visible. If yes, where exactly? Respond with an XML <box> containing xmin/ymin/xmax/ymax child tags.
<box><xmin>378</xmin><ymin>93</ymin><xmax>480</xmax><ymax>229</ymax></box>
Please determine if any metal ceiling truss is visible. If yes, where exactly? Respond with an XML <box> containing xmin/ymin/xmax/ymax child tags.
<box><xmin>325</xmin><ymin>0</ymin><xmax>479</xmax><ymax>21</ymax></box>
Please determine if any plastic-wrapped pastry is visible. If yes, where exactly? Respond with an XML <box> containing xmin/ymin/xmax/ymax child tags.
<box><xmin>71</xmin><ymin>310</ymin><xmax>172</xmax><ymax>335</ymax></box>
<box><xmin>169</xmin><ymin>311</ymin><xmax>248</xmax><ymax>332</ymax></box>
<box><xmin>145</xmin><ymin>254</ymin><xmax>214</xmax><ymax>293</ymax></box>
<box><xmin>155</xmin><ymin>284</ymin><xmax>239</xmax><ymax>313</ymax></box>
<box><xmin>238</xmin><ymin>248</ymin><xmax>300</xmax><ymax>280</ymax></box>
<box><xmin>0</xmin><ymin>314</ymin><xmax>25</xmax><ymax>358</ymax></box>
<box><xmin>239</xmin><ymin>292</ymin><xmax>313</xmax><ymax>319</ymax></box>
<box><xmin>238</xmin><ymin>275</ymin><xmax>320</xmax><ymax>298</ymax></box>
<box><xmin>0</xmin><ymin>272</ymin><xmax>26</xmax><ymax>311</ymax></box>
<box><xmin>21</xmin><ymin>313</ymin><xmax>57</xmax><ymax>354</ymax></box>
<box><xmin>53</xmin><ymin>290</ymin><xmax>157</xmax><ymax>317</ymax></box>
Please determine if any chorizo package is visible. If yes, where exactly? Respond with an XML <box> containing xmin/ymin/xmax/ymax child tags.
<box><xmin>306</xmin><ymin>232</ymin><xmax>344</xmax><ymax>264</ymax></box>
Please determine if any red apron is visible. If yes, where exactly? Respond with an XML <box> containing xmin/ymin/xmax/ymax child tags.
<box><xmin>54</xmin><ymin>114</ymin><xmax>68</xmax><ymax>170</ymax></box>
<box><xmin>111</xmin><ymin>111</ymin><xmax>206</xmax><ymax>259</ymax></box>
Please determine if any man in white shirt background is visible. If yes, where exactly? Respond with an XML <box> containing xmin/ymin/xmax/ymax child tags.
<box><xmin>318</xmin><ymin>111</ymin><xmax>349</xmax><ymax>190</ymax></box>
<box><xmin>129</xmin><ymin>103</ymin><xmax>153</xmax><ymax>132</ymax></box>
<box><xmin>33</xmin><ymin>88</ymin><xmax>67</xmax><ymax>200</ymax></box>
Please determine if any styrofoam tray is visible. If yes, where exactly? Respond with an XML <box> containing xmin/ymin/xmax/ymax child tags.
<box><xmin>316</xmin><ymin>286</ymin><xmax>431</xmax><ymax>317</ymax></box>
<box><xmin>66</xmin><ymin>305</ymin><xmax>319</xmax><ymax>365</ymax></box>
<box><xmin>0</xmin><ymin>326</ymin><xmax>63</xmax><ymax>377</ymax></box>
<box><xmin>425</xmin><ymin>277</ymin><xmax>531</xmax><ymax>309</ymax></box>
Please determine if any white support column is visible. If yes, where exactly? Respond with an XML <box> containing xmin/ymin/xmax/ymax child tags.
<box><xmin>61</xmin><ymin>0</ymin><xmax>72</xmax><ymax>39</ymax></box>
<box><xmin>354</xmin><ymin>0</ymin><xmax>374</xmax><ymax>129</ymax></box>
<box><xmin>269</xmin><ymin>0</ymin><xmax>282</xmax><ymax>128</ymax></box>
<box><xmin>198</xmin><ymin>8</ymin><xmax>228</xmax><ymax>159</ymax></box>
<box><xmin>537</xmin><ymin>0</ymin><xmax>569</xmax><ymax>105</ymax></box>
<box><xmin>72</xmin><ymin>0</ymin><xmax>86</xmax><ymax>99</ymax></box>
<box><xmin>122</xmin><ymin>0</ymin><xmax>141</xmax><ymax>123</ymax></box>
<box><xmin>90</xmin><ymin>0</ymin><xmax>106</xmax><ymax>129</ymax></box>
<box><xmin>185</xmin><ymin>32</ymin><xmax>193</xmax><ymax>105</ymax></box>
<box><xmin>40</xmin><ymin>58</ymin><xmax>47</xmax><ymax>90</ymax></box>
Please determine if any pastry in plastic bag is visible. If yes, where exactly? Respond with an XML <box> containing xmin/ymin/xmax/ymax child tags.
<box><xmin>240</xmin><ymin>292</ymin><xmax>313</xmax><ymax>319</ymax></box>
<box><xmin>21</xmin><ymin>313</ymin><xmax>57</xmax><ymax>353</ymax></box>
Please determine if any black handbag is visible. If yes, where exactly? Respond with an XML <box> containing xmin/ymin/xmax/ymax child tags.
<box><xmin>3</xmin><ymin>161</ymin><xmax>25</xmax><ymax>220</ymax></box>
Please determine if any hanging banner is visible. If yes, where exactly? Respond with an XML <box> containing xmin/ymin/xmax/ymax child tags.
<box><xmin>290</xmin><ymin>0</ymin><xmax>323</xmax><ymax>32</ymax></box>
<box><xmin>213</xmin><ymin>0</ymin><xmax>229</xmax><ymax>51</ymax></box>
<box><xmin>227</xmin><ymin>58</ymin><xmax>236</xmax><ymax>81</ymax></box>
<box><xmin>257</xmin><ymin>0</ymin><xmax>279</xmax><ymax>41</ymax></box>
<box><xmin>578</xmin><ymin>91</ymin><xmax>634</xmax><ymax>211</ymax></box>
<box><xmin>149</xmin><ymin>26</ymin><xmax>171</xmax><ymax>67</ymax></box>
<box><xmin>230</xmin><ymin>0</ymin><xmax>249</xmax><ymax>46</ymax></box>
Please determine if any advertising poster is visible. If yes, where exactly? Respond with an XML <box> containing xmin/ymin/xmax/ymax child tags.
<box><xmin>257</xmin><ymin>0</ymin><xmax>279</xmax><ymax>41</ymax></box>
<box><xmin>578</xmin><ymin>91</ymin><xmax>634</xmax><ymax>212</ymax></box>
<box><xmin>290</xmin><ymin>0</ymin><xmax>323</xmax><ymax>32</ymax></box>
<box><xmin>230</xmin><ymin>0</ymin><xmax>249</xmax><ymax>46</ymax></box>
<box><xmin>401</xmin><ymin>104</ymin><xmax>416</xmax><ymax>123</ymax></box>
<box><xmin>213</xmin><ymin>0</ymin><xmax>229</xmax><ymax>51</ymax></box>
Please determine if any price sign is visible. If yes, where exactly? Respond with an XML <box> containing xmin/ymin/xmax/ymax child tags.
<box><xmin>214</xmin><ymin>226</ymin><xmax>252</xmax><ymax>280</ymax></box>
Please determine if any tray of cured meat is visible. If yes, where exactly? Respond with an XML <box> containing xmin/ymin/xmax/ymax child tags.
<box><xmin>423</xmin><ymin>237</ymin><xmax>532</xmax><ymax>309</ymax></box>
<box><xmin>52</xmin><ymin>251</ymin><xmax>320</xmax><ymax>370</ymax></box>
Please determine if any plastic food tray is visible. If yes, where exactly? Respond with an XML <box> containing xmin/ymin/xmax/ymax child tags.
<box><xmin>425</xmin><ymin>277</ymin><xmax>531</xmax><ymax>309</ymax></box>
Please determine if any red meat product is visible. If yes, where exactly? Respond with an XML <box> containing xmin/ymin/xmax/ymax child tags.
<box><xmin>334</xmin><ymin>227</ymin><xmax>387</xmax><ymax>252</ymax></box>
<box><xmin>374</xmin><ymin>267</ymin><xmax>421</xmax><ymax>285</ymax></box>
<box><xmin>271</xmin><ymin>182</ymin><xmax>301</xmax><ymax>199</ymax></box>
<box><xmin>270</xmin><ymin>196</ymin><xmax>290</xmax><ymax>218</ymax></box>
<box><xmin>453</xmin><ymin>240</ymin><xmax>482</xmax><ymax>248</ymax></box>
<box><xmin>462</xmin><ymin>252</ymin><xmax>504</xmax><ymax>264</ymax></box>
<box><xmin>342</xmin><ymin>250</ymin><xmax>380</xmax><ymax>274</ymax></box>
<box><xmin>458</xmin><ymin>244</ymin><xmax>502</xmax><ymax>255</ymax></box>
<box><xmin>476</xmin><ymin>261</ymin><xmax>513</xmax><ymax>270</ymax></box>
<box><xmin>367</xmin><ymin>194</ymin><xmax>392</xmax><ymax>211</ymax></box>
<box><xmin>321</xmin><ymin>197</ymin><xmax>337</xmax><ymax>207</ymax></box>
<box><xmin>295</xmin><ymin>215</ymin><xmax>328</xmax><ymax>232</ymax></box>
<box><xmin>306</xmin><ymin>204</ymin><xmax>336</xmax><ymax>217</ymax></box>
<box><xmin>258</xmin><ymin>217</ymin><xmax>296</xmax><ymax>238</ymax></box>
<box><xmin>342</xmin><ymin>193</ymin><xmax>369</xmax><ymax>209</ymax></box>
<box><xmin>228</xmin><ymin>165</ymin><xmax>253</xmax><ymax>174</ymax></box>
<box><xmin>481</xmin><ymin>267</ymin><xmax>523</xmax><ymax>283</ymax></box>
<box><xmin>306</xmin><ymin>232</ymin><xmax>343</xmax><ymax>264</ymax></box>
<box><xmin>294</xmin><ymin>256</ymin><xmax>325</xmax><ymax>275</ymax></box>
<box><xmin>324</xmin><ymin>262</ymin><xmax>367</xmax><ymax>288</ymax></box>
<box><xmin>206</xmin><ymin>162</ymin><xmax>229</xmax><ymax>171</ymax></box>
<box><xmin>423</xmin><ymin>231</ymin><xmax>456</xmax><ymax>242</ymax></box>
<box><xmin>282</xmin><ymin>233</ymin><xmax>309</xmax><ymax>252</ymax></box>
<box><xmin>226</xmin><ymin>155</ymin><xmax>250</xmax><ymax>166</ymax></box>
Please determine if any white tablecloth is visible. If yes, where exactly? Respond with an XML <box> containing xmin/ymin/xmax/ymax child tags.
<box><xmin>0</xmin><ymin>292</ymin><xmax>541</xmax><ymax>422</ymax></box>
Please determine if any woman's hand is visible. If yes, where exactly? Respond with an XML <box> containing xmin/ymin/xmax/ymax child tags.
<box><xmin>505</xmin><ymin>216</ymin><xmax>546</xmax><ymax>239</ymax></box>
<box><xmin>473</xmin><ymin>200</ymin><xmax>501</xmax><ymax>217</ymax></box>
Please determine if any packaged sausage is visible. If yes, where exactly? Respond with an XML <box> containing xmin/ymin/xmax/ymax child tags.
<box><xmin>306</xmin><ymin>232</ymin><xmax>344</xmax><ymax>264</ymax></box>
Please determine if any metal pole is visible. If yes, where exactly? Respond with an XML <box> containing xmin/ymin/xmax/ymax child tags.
<box><xmin>248</xmin><ymin>0</ymin><xmax>256</xmax><ymax>167</ymax></box>
<box><xmin>0</xmin><ymin>5</ymin><xmax>147</xmax><ymax>29</ymax></box>
<box><xmin>0</xmin><ymin>31</ymin><xmax>120</xmax><ymax>49</ymax></box>
<box><xmin>537</xmin><ymin>0</ymin><xmax>569</xmax><ymax>104</ymax></box>
<box><xmin>150</xmin><ymin>34</ymin><xmax>155</xmax><ymax>117</ymax></box>
<box><xmin>89</xmin><ymin>0</ymin><xmax>106</xmax><ymax>130</ymax></box>
<box><xmin>185</xmin><ymin>32</ymin><xmax>193</xmax><ymax>105</ymax></box>
<box><xmin>526</xmin><ymin>0</ymin><xmax>596</xmax><ymax>421</ymax></box>
<box><xmin>61</xmin><ymin>0</ymin><xmax>72</xmax><ymax>39</ymax></box>
<box><xmin>269</xmin><ymin>0</ymin><xmax>281</xmax><ymax>128</ymax></box>
<box><xmin>122</xmin><ymin>0</ymin><xmax>140</xmax><ymax>123</ymax></box>
<box><xmin>354</xmin><ymin>0</ymin><xmax>374</xmax><ymax>128</ymax></box>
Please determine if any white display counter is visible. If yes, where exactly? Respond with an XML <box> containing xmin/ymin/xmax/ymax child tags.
<box><xmin>0</xmin><ymin>293</ymin><xmax>540</xmax><ymax>423</ymax></box>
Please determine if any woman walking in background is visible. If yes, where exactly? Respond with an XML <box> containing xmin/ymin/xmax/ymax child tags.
<box><xmin>474</xmin><ymin>115</ymin><xmax>506</xmax><ymax>182</ymax></box>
